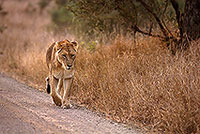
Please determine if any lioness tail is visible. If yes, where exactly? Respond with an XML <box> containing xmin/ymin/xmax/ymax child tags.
<box><xmin>46</xmin><ymin>77</ymin><xmax>51</xmax><ymax>94</ymax></box>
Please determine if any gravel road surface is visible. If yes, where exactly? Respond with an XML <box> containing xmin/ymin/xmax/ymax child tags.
<box><xmin>0</xmin><ymin>73</ymin><xmax>142</xmax><ymax>134</ymax></box>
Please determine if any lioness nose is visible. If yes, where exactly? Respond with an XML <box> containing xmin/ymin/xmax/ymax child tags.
<box><xmin>67</xmin><ymin>64</ymin><xmax>72</xmax><ymax>68</ymax></box>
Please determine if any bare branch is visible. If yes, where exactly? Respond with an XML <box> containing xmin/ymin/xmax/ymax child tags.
<box><xmin>132</xmin><ymin>25</ymin><xmax>165</xmax><ymax>39</ymax></box>
<box><xmin>136</xmin><ymin>0</ymin><xmax>169</xmax><ymax>39</ymax></box>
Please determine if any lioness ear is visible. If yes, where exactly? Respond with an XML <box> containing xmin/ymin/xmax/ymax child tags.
<box><xmin>64</xmin><ymin>39</ymin><xmax>70</xmax><ymax>43</ymax></box>
<box><xmin>55</xmin><ymin>41</ymin><xmax>62</xmax><ymax>51</ymax></box>
<box><xmin>71</xmin><ymin>41</ymin><xmax>79</xmax><ymax>51</ymax></box>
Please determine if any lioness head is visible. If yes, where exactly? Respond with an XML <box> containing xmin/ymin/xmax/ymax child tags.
<box><xmin>55</xmin><ymin>39</ymin><xmax>78</xmax><ymax>70</ymax></box>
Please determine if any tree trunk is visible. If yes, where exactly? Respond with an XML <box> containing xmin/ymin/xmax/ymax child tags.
<box><xmin>184</xmin><ymin>0</ymin><xmax>200</xmax><ymax>40</ymax></box>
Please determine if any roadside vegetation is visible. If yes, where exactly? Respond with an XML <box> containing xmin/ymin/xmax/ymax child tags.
<box><xmin>0</xmin><ymin>0</ymin><xmax>199</xmax><ymax>133</ymax></box>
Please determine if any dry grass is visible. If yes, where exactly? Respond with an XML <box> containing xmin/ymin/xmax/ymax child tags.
<box><xmin>0</xmin><ymin>0</ymin><xmax>200</xmax><ymax>134</ymax></box>
<box><xmin>72</xmin><ymin>37</ymin><xmax>200</xmax><ymax>133</ymax></box>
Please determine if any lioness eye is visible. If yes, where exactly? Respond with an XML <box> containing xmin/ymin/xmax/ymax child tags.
<box><xmin>62</xmin><ymin>55</ymin><xmax>66</xmax><ymax>58</ymax></box>
<box><xmin>71</xmin><ymin>54</ymin><xmax>75</xmax><ymax>58</ymax></box>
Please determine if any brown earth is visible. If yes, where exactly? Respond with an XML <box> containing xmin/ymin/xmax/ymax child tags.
<box><xmin>0</xmin><ymin>73</ymin><xmax>143</xmax><ymax>134</ymax></box>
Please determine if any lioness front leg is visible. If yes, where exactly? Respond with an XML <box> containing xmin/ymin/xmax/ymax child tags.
<box><xmin>51</xmin><ymin>76</ymin><xmax>62</xmax><ymax>106</ymax></box>
<box><xmin>62</xmin><ymin>78</ymin><xmax>73</xmax><ymax>109</ymax></box>
<box><xmin>56</xmin><ymin>78</ymin><xmax>63</xmax><ymax>97</ymax></box>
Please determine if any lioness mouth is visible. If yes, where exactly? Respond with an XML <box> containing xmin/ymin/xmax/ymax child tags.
<box><xmin>66</xmin><ymin>64</ymin><xmax>72</xmax><ymax>70</ymax></box>
<box><xmin>66</xmin><ymin>66</ymin><xmax>71</xmax><ymax>70</ymax></box>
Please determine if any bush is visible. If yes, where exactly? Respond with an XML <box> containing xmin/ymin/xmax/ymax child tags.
<box><xmin>51</xmin><ymin>7</ymin><xmax>74</xmax><ymax>26</ymax></box>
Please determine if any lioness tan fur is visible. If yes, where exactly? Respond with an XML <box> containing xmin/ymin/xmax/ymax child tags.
<box><xmin>46</xmin><ymin>39</ymin><xmax>78</xmax><ymax>108</ymax></box>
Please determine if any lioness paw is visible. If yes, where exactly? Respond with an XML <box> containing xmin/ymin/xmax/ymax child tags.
<box><xmin>61</xmin><ymin>100</ymin><xmax>72</xmax><ymax>109</ymax></box>
<box><xmin>61</xmin><ymin>103</ymin><xmax>72</xmax><ymax>109</ymax></box>
<box><xmin>52</xmin><ymin>96</ymin><xmax>62</xmax><ymax>106</ymax></box>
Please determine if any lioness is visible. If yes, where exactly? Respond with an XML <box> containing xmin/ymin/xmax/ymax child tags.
<box><xmin>46</xmin><ymin>39</ymin><xmax>78</xmax><ymax>108</ymax></box>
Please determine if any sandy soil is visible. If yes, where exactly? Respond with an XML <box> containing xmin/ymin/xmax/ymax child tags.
<box><xmin>0</xmin><ymin>73</ymin><xmax>143</xmax><ymax>134</ymax></box>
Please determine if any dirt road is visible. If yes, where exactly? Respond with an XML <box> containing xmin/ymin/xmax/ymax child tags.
<box><xmin>0</xmin><ymin>73</ymin><xmax>142</xmax><ymax>134</ymax></box>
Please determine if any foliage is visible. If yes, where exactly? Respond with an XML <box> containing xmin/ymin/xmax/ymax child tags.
<box><xmin>51</xmin><ymin>0</ymin><xmax>185</xmax><ymax>37</ymax></box>
<box><xmin>38</xmin><ymin>0</ymin><xmax>50</xmax><ymax>12</ymax></box>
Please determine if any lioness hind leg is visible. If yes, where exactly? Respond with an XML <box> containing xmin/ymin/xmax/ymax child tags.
<box><xmin>46</xmin><ymin>77</ymin><xmax>51</xmax><ymax>94</ymax></box>
<box><xmin>51</xmin><ymin>76</ymin><xmax>62</xmax><ymax>106</ymax></box>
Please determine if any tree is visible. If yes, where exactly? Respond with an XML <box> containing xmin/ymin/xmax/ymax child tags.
<box><xmin>184</xmin><ymin>0</ymin><xmax>200</xmax><ymax>41</ymax></box>
<box><xmin>167</xmin><ymin>0</ymin><xmax>200</xmax><ymax>50</ymax></box>
<box><xmin>53</xmin><ymin>0</ymin><xmax>200</xmax><ymax>50</ymax></box>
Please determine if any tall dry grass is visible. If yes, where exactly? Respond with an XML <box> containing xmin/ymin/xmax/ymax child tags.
<box><xmin>0</xmin><ymin>0</ymin><xmax>200</xmax><ymax>134</ymax></box>
<box><xmin>72</xmin><ymin>37</ymin><xmax>200</xmax><ymax>133</ymax></box>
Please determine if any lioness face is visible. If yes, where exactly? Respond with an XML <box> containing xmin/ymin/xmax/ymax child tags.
<box><xmin>56</xmin><ymin>40</ymin><xmax>78</xmax><ymax>70</ymax></box>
